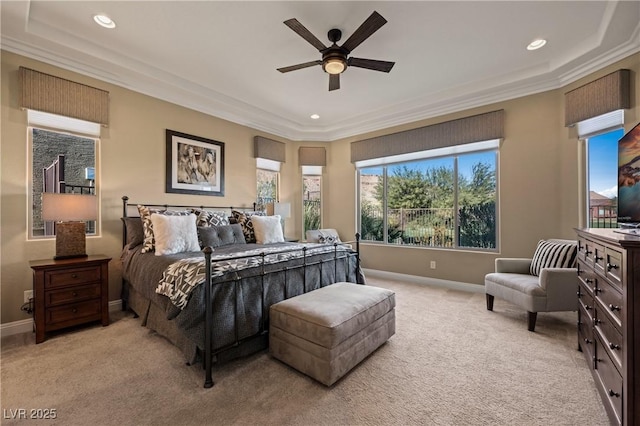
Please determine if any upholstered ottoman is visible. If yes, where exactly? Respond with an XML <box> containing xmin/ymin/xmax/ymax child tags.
<box><xmin>269</xmin><ymin>282</ymin><xmax>395</xmax><ymax>386</ymax></box>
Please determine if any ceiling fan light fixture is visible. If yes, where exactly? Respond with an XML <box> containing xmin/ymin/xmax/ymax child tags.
<box><xmin>324</xmin><ymin>58</ymin><xmax>346</xmax><ymax>75</ymax></box>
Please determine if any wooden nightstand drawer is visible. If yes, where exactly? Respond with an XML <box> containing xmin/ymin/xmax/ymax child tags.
<box><xmin>45</xmin><ymin>283</ymin><xmax>100</xmax><ymax>307</ymax></box>
<box><xmin>595</xmin><ymin>279</ymin><xmax>623</xmax><ymax>330</ymax></box>
<box><xmin>605</xmin><ymin>248</ymin><xmax>623</xmax><ymax>290</ymax></box>
<box><xmin>46</xmin><ymin>299</ymin><xmax>101</xmax><ymax>328</ymax></box>
<box><xmin>595</xmin><ymin>334</ymin><xmax>623</xmax><ymax>425</ymax></box>
<box><xmin>45</xmin><ymin>266</ymin><xmax>102</xmax><ymax>289</ymax></box>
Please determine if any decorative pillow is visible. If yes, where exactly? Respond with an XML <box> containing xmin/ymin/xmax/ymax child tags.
<box><xmin>529</xmin><ymin>240</ymin><xmax>578</xmax><ymax>276</ymax></box>
<box><xmin>149</xmin><ymin>213</ymin><xmax>200</xmax><ymax>256</ymax></box>
<box><xmin>121</xmin><ymin>217</ymin><xmax>144</xmax><ymax>248</ymax></box>
<box><xmin>197</xmin><ymin>224</ymin><xmax>246</xmax><ymax>248</ymax></box>
<box><xmin>137</xmin><ymin>205</ymin><xmax>192</xmax><ymax>253</ymax></box>
<box><xmin>193</xmin><ymin>209</ymin><xmax>230</xmax><ymax>227</ymax></box>
<box><xmin>251</xmin><ymin>215</ymin><xmax>284</xmax><ymax>244</ymax></box>
<box><xmin>306</xmin><ymin>228</ymin><xmax>342</xmax><ymax>244</ymax></box>
<box><xmin>231</xmin><ymin>210</ymin><xmax>266</xmax><ymax>243</ymax></box>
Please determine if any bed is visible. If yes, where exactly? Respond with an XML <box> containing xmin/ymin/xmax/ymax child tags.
<box><xmin>119</xmin><ymin>196</ymin><xmax>363</xmax><ymax>387</ymax></box>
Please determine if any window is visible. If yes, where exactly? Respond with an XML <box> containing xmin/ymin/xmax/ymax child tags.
<box><xmin>357</xmin><ymin>144</ymin><xmax>498</xmax><ymax>250</ymax></box>
<box><xmin>302</xmin><ymin>174</ymin><xmax>322</xmax><ymax>237</ymax></box>
<box><xmin>586</xmin><ymin>128</ymin><xmax>623</xmax><ymax>228</ymax></box>
<box><xmin>256</xmin><ymin>168</ymin><xmax>278</xmax><ymax>208</ymax></box>
<box><xmin>28</xmin><ymin>112</ymin><xmax>99</xmax><ymax>239</ymax></box>
<box><xmin>30</xmin><ymin>128</ymin><xmax>97</xmax><ymax>238</ymax></box>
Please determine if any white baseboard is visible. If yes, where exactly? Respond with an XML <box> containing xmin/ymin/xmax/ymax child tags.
<box><xmin>1</xmin><ymin>299</ymin><xmax>123</xmax><ymax>338</ymax></box>
<box><xmin>363</xmin><ymin>269</ymin><xmax>485</xmax><ymax>293</ymax></box>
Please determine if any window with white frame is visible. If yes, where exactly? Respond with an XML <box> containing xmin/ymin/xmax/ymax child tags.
<box><xmin>302</xmin><ymin>166</ymin><xmax>322</xmax><ymax>237</ymax></box>
<box><xmin>28</xmin><ymin>110</ymin><xmax>100</xmax><ymax>239</ymax></box>
<box><xmin>357</xmin><ymin>141</ymin><xmax>498</xmax><ymax>250</ymax></box>
<box><xmin>578</xmin><ymin>110</ymin><xmax>624</xmax><ymax>228</ymax></box>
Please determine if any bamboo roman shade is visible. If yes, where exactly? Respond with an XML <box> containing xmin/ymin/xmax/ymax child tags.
<box><xmin>351</xmin><ymin>110</ymin><xmax>504</xmax><ymax>163</ymax></box>
<box><xmin>254</xmin><ymin>136</ymin><xmax>286</xmax><ymax>163</ymax></box>
<box><xmin>565</xmin><ymin>69</ymin><xmax>630</xmax><ymax>127</ymax></box>
<box><xmin>20</xmin><ymin>67</ymin><xmax>109</xmax><ymax>125</ymax></box>
<box><xmin>298</xmin><ymin>147</ymin><xmax>326</xmax><ymax>166</ymax></box>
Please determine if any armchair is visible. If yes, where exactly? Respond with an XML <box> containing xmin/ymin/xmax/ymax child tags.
<box><xmin>484</xmin><ymin>239</ymin><xmax>578</xmax><ymax>332</ymax></box>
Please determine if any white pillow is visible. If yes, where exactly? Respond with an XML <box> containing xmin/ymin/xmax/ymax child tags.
<box><xmin>149</xmin><ymin>213</ymin><xmax>200</xmax><ymax>255</ymax></box>
<box><xmin>251</xmin><ymin>215</ymin><xmax>284</xmax><ymax>244</ymax></box>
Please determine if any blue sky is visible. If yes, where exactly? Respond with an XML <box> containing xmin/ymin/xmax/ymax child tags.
<box><xmin>589</xmin><ymin>128</ymin><xmax>623</xmax><ymax>199</ymax></box>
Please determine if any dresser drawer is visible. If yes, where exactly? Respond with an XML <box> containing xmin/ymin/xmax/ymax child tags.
<box><xmin>595</xmin><ymin>312</ymin><xmax>623</xmax><ymax>374</ymax></box>
<box><xmin>578</xmin><ymin>304</ymin><xmax>595</xmax><ymax>365</ymax></box>
<box><xmin>45</xmin><ymin>266</ymin><xmax>102</xmax><ymax>289</ymax></box>
<box><xmin>45</xmin><ymin>283</ymin><xmax>101</xmax><ymax>307</ymax></box>
<box><xmin>595</xmin><ymin>334</ymin><xmax>623</xmax><ymax>425</ymax></box>
<box><xmin>578</xmin><ymin>285</ymin><xmax>595</xmax><ymax>322</ymax></box>
<box><xmin>592</xmin><ymin>242</ymin><xmax>607</xmax><ymax>276</ymax></box>
<box><xmin>578</xmin><ymin>263</ymin><xmax>597</xmax><ymax>296</ymax></box>
<box><xmin>605</xmin><ymin>248</ymin><xmax>623</xmax><ymax>290</ymax></box>
<box><xmin>45</xmin><ymin>299</ymin><xmax>101</xmax><ymax>327</ymax></box>
<box><xmin>595</xmin><ymin>279</ymin><xmax>623</xmax><ymax>330</ymax></box>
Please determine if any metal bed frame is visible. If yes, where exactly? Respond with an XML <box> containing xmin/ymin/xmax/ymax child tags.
<box><xmin>121</xmin><ymin>196</ymin><xmax>361</xmax><ymax>387</ymax></box>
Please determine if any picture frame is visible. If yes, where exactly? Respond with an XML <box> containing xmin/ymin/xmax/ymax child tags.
<box><xmin>165</xmin><ymin>129</ymin><xmax>225</xmax><ymax>196</ymax></box>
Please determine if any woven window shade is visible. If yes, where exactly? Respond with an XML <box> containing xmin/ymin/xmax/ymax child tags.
<box><xmin>351</xmin><ymin>110</ymin><xmax>504</xmax><ymax>163</ymax></box>
<box><xmin>254</xmin><ymin>136</ymin><xmax>285</xmax><ymax>163</ymax></box>
<box><xmin>298</xmin><ymin>147</ymin><xmax>326</xmax><ymax>166</ymax></box>
<box><xmin>565</xmin><ymin>69</ymin><xmax>630</xmax><ymax>127</ymax></box>
<box><xmin>20</xmin><ymin>67</ymin><xmax>109</xmax><ymax>125</ymax></box>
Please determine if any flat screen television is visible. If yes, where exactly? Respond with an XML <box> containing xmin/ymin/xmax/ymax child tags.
<box><xmin>617</xmin><ymin>121</ymin><xmax>640</xmax><ymax>227</ymax></box>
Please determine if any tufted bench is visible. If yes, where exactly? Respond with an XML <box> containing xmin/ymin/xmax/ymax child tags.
<box><xmin>269</xmin><ymin>282</ymin><xmax>395</xmax><ymax>386</ymax></box>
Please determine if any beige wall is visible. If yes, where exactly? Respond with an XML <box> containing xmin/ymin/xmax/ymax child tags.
<box><xmin>2</xmin><ymin>50</ymin><xmax>638</xmax><ymax>324</ymax></box>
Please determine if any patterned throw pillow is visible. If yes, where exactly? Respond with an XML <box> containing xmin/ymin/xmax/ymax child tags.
<box><xmin>231</xmin><ymin>210</ymin><xmax>265</xmax><ymax>243</ymax></box>
<box><xmin>193</xmin><ymin>209</ymin><xmax>230</xmax><ymax>227</ymax></box>
<box><xmin>529</xmin><ymin>240</ymin><xmax>578</xmax><ymax>276</ymax></box>
<box><xmin>137</xmin><ymin>205</ymin><xmax>193</xmax><ymax>253</ymax></box>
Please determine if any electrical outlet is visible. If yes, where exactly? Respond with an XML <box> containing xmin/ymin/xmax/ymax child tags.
<box><xmin>24</xmin><ymin>290</ymin><xmax>33</xmax><ymax>303</ymax></box>
<box><xmin>430</xmin><ymin>261</ymin><xmax>436</xmax><ymax>269</ymax></box>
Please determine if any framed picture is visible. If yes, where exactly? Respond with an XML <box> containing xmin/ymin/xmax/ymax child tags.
<box><xmin>165</xmin><ymin>129</ymin><xmax>225</xmax><ymax>196</ymax></box>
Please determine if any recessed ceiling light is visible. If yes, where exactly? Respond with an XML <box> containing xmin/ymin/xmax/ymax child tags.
<box><xmin>310</xmin><ymin>114</ymin><xmax>320</xmax><ymax>120</ymax></box>
<box><xmin>93</xmin><ymin>14</ymin><xmax>116</xmax><ymax>29</ymax></box>
<box><xmin>527</xmin><ymin>39</ymin><xmax>546</xmax><ymax>51</ymax></box>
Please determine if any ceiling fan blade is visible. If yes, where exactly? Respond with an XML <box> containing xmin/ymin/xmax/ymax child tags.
<box><xmin>277</xmin><ymin>60</ymin><xmax>322</xmax><ymax>73</ymax></box>
<box><xmin>329</xmin><ymin>74</ymin><xmax>340</xmax><ymax>91</ymax></box>
<box><xmin>341</xmin><ymin>11</ymin><xmax>387</xmax><ymax>53</ymax></box>
<box><xmin>283</xmin><ymin>18</ymin><xmax>327</xmax><ymax>51</ymax></box>
<box><xmin>347</xmin><ymin>57</ymin><xmax>395</xmax><ymax>73</ymax></box>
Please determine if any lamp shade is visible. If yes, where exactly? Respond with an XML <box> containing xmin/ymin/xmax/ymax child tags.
<box><xmin>274</xmin><ymin>202</ymin><xmax>291</xmax><ymax>219</ymax></box>
<box><xmin>42</xmin><ymin>193</ymin><xmax>97</xmax><ymax>221</ymax></box>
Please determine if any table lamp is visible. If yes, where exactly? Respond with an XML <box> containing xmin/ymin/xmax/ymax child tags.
<box><xmin>41</xmin><ymin>193</ymin><xmax>97</xmax><ymax>259</ymax></box>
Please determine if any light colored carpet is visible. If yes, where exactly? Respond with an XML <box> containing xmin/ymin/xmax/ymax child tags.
<box><xmin>1</xmin><ymin>276</ymin><xmax>608</xmax><ymax>425</ymax></box>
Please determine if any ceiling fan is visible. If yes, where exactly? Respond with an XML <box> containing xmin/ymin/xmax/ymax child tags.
<box><xmin>277</xmin><ymin>11</ymin><xmax>395</xmax><ymax>91</ymax></box>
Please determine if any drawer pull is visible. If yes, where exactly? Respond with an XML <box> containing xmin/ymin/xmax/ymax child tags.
<box><xmin>576</xmin><ymin>291</ymin><xmax>581</xmax><ymax>297</ymax></box>
<box><xmin>594</xmin><ymin>319</ymin><xmax>602</xmax><ymax>325</ymax></box>
<box><xmin>607</xmin><ymin>263</ymin><xmax>619</xmax><ymax>271</ymax></box>
<box><xmin>609</xmin><ymin>343</ymin><xmax>621</xmax><ymax>350</ymax></box>
<box><xmin>608</xmin><ymin>389</ymin><xmax>620</xmax><ymax>398</ymax></box>
<box><xmin>584</xmin><ymin>305</ymin><xmax>592</xmax><ymax>311</ymax></box>
<box><xmin>594</xmin><ymin>287</ymin><xmax>602</xmax><ymax>294</ymax></box>
<box><xmin>585</xmin><ymin>278</ymin><xmax>594</xmax><ymax>284</ymax></box>
<box><xmin>71</xmin><ymin>273</ymin><xmax>78</xmax><ymax>278</ymax></box>
<box><xmin>584</xmin><ymin>338</ymin><xmax>592</xmax><ymax>345</ymax></box>
<box><xmin>609</xmin><ymin>304</ymin><xmax>621</xmax><ymax>312</ymax></box>
<box><xmin>585</xmin><ymin>250</ymin><xmax>593</xmax><ymax>255</ymax></box>
<box><xmin>72</xmin><ymin>308</ymin><xmax>77</xmax><ymax>313</ymax></box>
<box><xmin>594</xmin><ymin>255</ymin><xmax>603</xmax><ymax>261</ymax></box>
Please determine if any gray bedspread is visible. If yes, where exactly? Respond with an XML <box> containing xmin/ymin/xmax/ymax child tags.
<box><xmin>121</xmin><ymin>242</ymin><xmax>363</xmax><ymax>354</ymax></box>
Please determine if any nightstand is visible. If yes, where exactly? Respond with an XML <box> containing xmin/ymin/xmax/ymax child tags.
<box><xmin>29</xmin><ymin>255</ymin><xmax>111</xmax><ymax>343</ymax></box>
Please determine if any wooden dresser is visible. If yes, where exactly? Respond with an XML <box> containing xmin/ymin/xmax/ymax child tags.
<box><xmin>576</xmin><ymin>228</ymin><xmax>640</xmax><ymax>425</ymax></box>
<box><xmin>30</xmin><ymin>255</ymin><xmax>111</xmax><ymax>343</ymax></box>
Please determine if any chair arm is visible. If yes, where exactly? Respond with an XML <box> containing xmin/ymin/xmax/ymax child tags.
<box><xmin>539</xmin><ymin>268</ymin><xmax>579</xmax><ymax>311</ymax></box>
<box><xmin>495</xmin><ymin>258</ymin><xmax>532</xmax><ymax>274</ymax></box>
